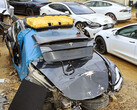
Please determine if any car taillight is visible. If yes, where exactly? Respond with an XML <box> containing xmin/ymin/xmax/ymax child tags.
<box><xmin>76</xmin><ymin>33</ymin><xmax>81</xmax><ymax>37</ymax></box>
<box><xmin>40</xmin><ymin>47</ymin><xmax>52</xmax><ymax>53</ymax></box>
<box><xmin>120</xmin><ymin>10</ymin><xmax>128</xmax><ymax>12</ymax></box>
<box><xmin>35</xmin><ymin>5</ymin><xmax>42</xmax><ymax>7</ymax></box>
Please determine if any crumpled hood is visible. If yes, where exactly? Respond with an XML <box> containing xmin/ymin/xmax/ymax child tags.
<box><xmin>32</xmin><ymin>52</ymin><xmax>109</xmax><ymax>100</ymax></box>
<box><xmin>77</xmin><ymin>13</ymin><xmax>114</xmax><ymax>25</ymax></box>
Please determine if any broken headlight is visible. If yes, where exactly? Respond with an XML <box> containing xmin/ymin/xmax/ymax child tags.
<box><xmin>88</xmin><ymin>22</ymin><xmax>101</xmax><ymax>29</ymax></box>
<box><xmin>113</xmin><ymin>67</ymin><xmax>123</xmax><ymax>92</ymax></box>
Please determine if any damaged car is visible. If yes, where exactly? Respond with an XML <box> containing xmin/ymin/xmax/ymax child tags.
<box><xmin>0</xmin><ymin>0</ymin><xmax>14</xmax><ymax>38</ymax></box>
<box><xmin>2</xmin><ymin>15</ymin><xmax>123</xmax><ymax>110</ymax></box>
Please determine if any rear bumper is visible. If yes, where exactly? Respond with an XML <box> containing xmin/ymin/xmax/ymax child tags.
<box><xmin>116</xmin><ymin>13</ymin><xmax>132</xmax><ymax>21</ymax></box>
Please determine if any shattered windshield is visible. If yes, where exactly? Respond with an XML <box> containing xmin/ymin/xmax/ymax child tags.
<box><xmin>0</xmin><ymin>0</ymin><xmax>6</xmax><ymax>8</ymax></box>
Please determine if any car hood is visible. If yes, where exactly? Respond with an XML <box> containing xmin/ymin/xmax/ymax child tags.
<box><xmin>76</xmin><ymin>13</ymin><xmax>114</xmax><ymax>25</ymax></box>
<box><xmin>95</xmin><ymin>28</ymin><xmax>119</xmax><ymax>36</ymax></box>
<box><xmin>32</xmin><ymin>52</ymin><xmax>109</xmax><ymax>100</ymax></box>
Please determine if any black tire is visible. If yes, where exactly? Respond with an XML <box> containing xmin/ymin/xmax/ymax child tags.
<box><xmin>26</xmin><ymin>8</ymin><xmax>34</xmax><ymax>16</ymax></box>
<box><xmin>42</xmin><ymin>103</ymin><xmax>53</xmax><ymax>110</ymax></box>
<box><xmin>75</xmin><ymin>22</ymin><xmax>86</xmax><ymax>32</ymax></box>
<box><xmin>42</xmin><ymin>13</ymin><xmax>47</xmax><ymax>16</ymax></box>
<box><xmin>95</xmin><ymin>36</ymin><xmax>107</xmax><ymax>54</ymax></box>
<box><xmin>81</xmin><ymin>94</ymin><xmax>109</xmax><ymax>110</ymax></box>
<box><xmin>106</xmin><ymin>13</ymin><xmax>117</xmax><ymax>22</ymax></box>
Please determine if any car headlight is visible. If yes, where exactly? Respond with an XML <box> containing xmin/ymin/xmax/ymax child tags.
<box><xmin>115</xmin><ymin>67</ymin><xmax>120</xmax><ymax>84</ymax></box>
<box><xmin>88</xmin><ymin>22</ymin><xmax>101</xmax><ymax>28</ymax></box>
<box><xmin>114</xmin><ymin>67</ymin><xmax>123</xmax><ymax>92</ymax></box>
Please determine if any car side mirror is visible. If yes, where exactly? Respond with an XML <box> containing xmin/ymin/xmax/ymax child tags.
<box><xmin>65</xmin><ymin>11</ymin><xmax>70</xmax><ymax>15</ymax></box>
<box><xmin>113</xmin><ymin>30</ymin><xmax>118</xmax><ymax>36</ymax></box>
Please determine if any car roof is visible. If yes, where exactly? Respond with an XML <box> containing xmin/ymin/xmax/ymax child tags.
<box><xmin>85</xmin><ymin>0</ymin><xmax>123</xmax><ymax>4</ymax></box>
<box><xmin>58</xmin><ymin>2</ymin><xmax>81</xmax><ymax>6</ymax></box>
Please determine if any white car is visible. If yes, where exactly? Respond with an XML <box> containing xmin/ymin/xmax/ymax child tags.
<box><xmin>0</xmin><ymin>0</ymin><xmax>14</xmax><ymax>17</ymax></box>
<box><xmin>95</xmin><ymin>23</ymin><xmax>137</xmax><ymax>65</ymax></box>
<box><xmin>40</xmin><ymin>2</ymin><xmax>115</xmax><ymax>34</ymax></box>
<box><xmin>83</xmin><ymin>0</ymin><xmax>131</xmax><ymax>22</ymax></box>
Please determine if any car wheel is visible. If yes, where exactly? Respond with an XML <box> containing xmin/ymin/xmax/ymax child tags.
<box><xmin>106</xmin><ymin>13</ymin><xmax>117</xmax><ymax>22</ymax></box>
<box><xmin>95</xmin><ymin>36</ymin><xmax>107</xmax><ymax>54</ymax></box>
<box><xmin>42</xmin><ymin>13</ymin><xmax>47</xmax><ymax>16</ymax></box>
<box><xmin>42</xmin><ymin>103</ymin><xmax>53</xmax><ymax>110</ymax></box>
<box><xmin>75</xmin><ymin>22</ymin><xmax>86</xmax><ymax>32</ymax></box>
<box><xmin>81</xmin><ymin>94</ymin><xmax>109</xmax><ymax>110</ymax></box>
<box><xmin>26</xmin><ymin>8</ymin><xmax>34</xmax><ymax>16</ymax></box>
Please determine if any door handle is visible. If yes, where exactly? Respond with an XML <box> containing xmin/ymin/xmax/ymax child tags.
<box><xmin>129</xmin><ymin>41</ymin><xmax>135</xmax><ymax>43</ymax></box>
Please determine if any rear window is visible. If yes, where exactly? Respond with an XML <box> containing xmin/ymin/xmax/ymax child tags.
<box><xmin>38</xmin><ymin>27</ymin><xmax>81</xmax><ymax>38</ymax></box>
<box><xmin>0</xmin><ymin>0</ymin><xmax>6</xmax><ymax>8</ymax></box>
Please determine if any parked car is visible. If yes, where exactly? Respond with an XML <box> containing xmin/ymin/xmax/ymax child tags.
<box><xmin>0</xmin><ymin>0</ymin><xmax>14</xmax><ymax>37</ymax></box>
<box><xmin>83</xmin><ymin>0</ymin><xmax>131</xmax><ymax>22</ymax></box>
<box><xmin>2</xmin><ymin>15</ymin><xmax>123</xmax><ymax>110</ymax></box>
<box><xmin>40</xmin><ymin>2</ymin><xmax>115</xmax><ymax>33</ymax></box>
<box><xmin>8</xmin><ymin>0</ymin><xmax>50</xmax><ymax>16</ymax></box>
<box><xmin>0</xmin><ymin>0</ymin><xmax>14</xmax><ymax>18</ymax></box>
<box><xmin>95</xmin><ymin>23</ymin><xmax>137</xmax><ymax>65</ymax></box>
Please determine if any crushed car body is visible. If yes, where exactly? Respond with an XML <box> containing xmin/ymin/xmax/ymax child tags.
<box><xmin>2</xmin><ymin>15</ymin><xmax>123</xmax><ymax>110</ymax></box>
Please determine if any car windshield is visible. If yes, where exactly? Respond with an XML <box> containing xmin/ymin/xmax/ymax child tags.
<box><xmin>0</xmin><ymin>0</ymin><xmax>6</xmax><ymax>8</ymax></box>
<box><xmin>38</xmin><ymin>27</ymin><xmax>82</xmax><ymax>40</ymax></box>
<box><xmin>68</xmin><ymin>4</ymin><xmax>95</xmax><ymax>15</ymax></box>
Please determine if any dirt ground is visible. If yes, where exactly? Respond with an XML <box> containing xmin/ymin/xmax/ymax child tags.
<box><xmin>0</xmin><ymin>10</ymin><xmax>137</xmax><ymax>110</ymax></box>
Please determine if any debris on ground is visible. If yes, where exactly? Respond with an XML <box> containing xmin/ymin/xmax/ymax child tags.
<box><xmin>0</xmin><ymin>95</ymin><xmax>9</xmax><ymax>110</ymax></box>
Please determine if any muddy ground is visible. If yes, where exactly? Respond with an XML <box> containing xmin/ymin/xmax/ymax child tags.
<box><xmin>0</xmin><ymin>10</ymin><xmax>137</xmax><ymax>110</ymax></box>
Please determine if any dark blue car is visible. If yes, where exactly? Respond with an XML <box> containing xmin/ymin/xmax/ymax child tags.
<box><xmin>9</xmin><ymin>0</ymin><xmax>50</xmax><ymax>16</ymax></box>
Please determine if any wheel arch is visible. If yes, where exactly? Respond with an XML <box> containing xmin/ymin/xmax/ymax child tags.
<box><xmin>105</xmin><ymin>12</ymin><xmax>117</xmax><ymax>20</ymax></box>
<box><xmin>95</xmin><ymin>35</ymin><xmax>108</xmax><ymax>53</ymax></box>
<box><xmin>75</xmin><ymin>21</ymin><xmax>88</xmax><ymax>27</ymax></box>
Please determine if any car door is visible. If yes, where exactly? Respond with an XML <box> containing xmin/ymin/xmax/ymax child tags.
<box><xmin>110</xmin><ymin>25</ymin><xmax>137</xmax><ymax>63</ymax></box>
<box><xmin>47</xmin><ymin>4</ymin><xmax>70</xmax><ymax>15</ymax></box>
<box><xmin>9</xmin><ymin>0</ymin><xmax>29</xmax><ymax>14</ymax></box>
<box><xmin>11</xmin><ymin>21</ymin><xmax>22</xmax><ymax>65</ymax></box>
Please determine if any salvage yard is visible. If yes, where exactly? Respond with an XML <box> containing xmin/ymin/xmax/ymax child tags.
<box><xmin>0</xmin><ymin>10</ymin><xmax>137</xmax><ymax>110</ymax></box>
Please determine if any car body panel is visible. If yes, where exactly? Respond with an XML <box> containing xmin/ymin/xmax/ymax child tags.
<box><xmin>32</xmin><ymin>52</ymin><xmax>109</xmax><ymax>100</ymax></box>
<box><xmin>95</xmin><ymin>23</ymin><xmax>137</xmax><ymax>65</ymax></box>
